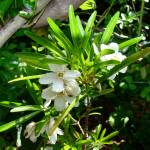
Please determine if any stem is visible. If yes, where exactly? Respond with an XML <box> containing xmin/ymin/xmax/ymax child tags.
<box><xmin>138</xmin><ymin>0</ymin><xmax>144</xmax><ymax>35</ymax></box>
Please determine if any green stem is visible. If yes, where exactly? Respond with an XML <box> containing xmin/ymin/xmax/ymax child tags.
<box><xmin>138</xmin><ymin>0</ymin><xmax>144</xmax><ymax>35</ymax></box>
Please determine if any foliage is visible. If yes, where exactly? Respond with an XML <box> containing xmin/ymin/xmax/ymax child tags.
<box><xmin>0</xmin><ymin>0</ymin><xmax>150</xmax><ymax>149</ymax></box>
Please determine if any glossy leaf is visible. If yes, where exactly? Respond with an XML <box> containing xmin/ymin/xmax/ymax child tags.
<box><xmin>10</xmin><ymin>105</ymin><xmax>42</xmax><ymax>112</ymax></box>
<box><xmin>24</xmin><ymin>31</ymin><xmax>65</xmax><ymax>57</ymax></box>
<box><xmin>119</xmin><ymin>36</ymin><xmax>143</xmax><ymax>50</ymax></box>
<box><xmin>0</xmin><ymin>101</ymin><xmax>23</xmax><ymax>108</ymax></box>
<box><xmin>69</xmin><ymin>5</ymin><xmax>82</xmax><ymax>48</ymax></box>
<box><xmin>9</xmin><ymin>74</ymin><xmax>42</xmax><ymax>83</ymax></box>
<box><xmin>16</xmin><ymin>52</ymin><xmax>67</xmax><ymax>70</ymax></box>
<box><xmin>82</xmin><ymin>11</ymin><xmax>97</xmax><ymax>49</ymax></box>
<box><xmin>0</xmin><ymin>111</ymin><xmax>40</xmax><ymax>132</ymax></box>
<box><xmin>47</xmin><ymin>18</ymin><xmax>73</xmax><ymax>55</ymax></box>
<box><xmin>101</xmin><ymin>12</ymin><xmax>120</xmax><ymax>44</ymax></box>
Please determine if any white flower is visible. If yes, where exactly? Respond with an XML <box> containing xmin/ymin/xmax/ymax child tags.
<box><xmin>39</xmin><ymin>64</ymin><xmax>80</xmax><ymax>92</ymax></box>
<box><xmin>24</xmin><ymin>122</ymin><xmax>38</xmax><ymax>143</ymax></box>
<box><xmin>100</xmin><ymin>43</ymin><xmax>127</xmax><ymax>80</ymax></box>
<box><xmin>42</xmin><ymin>87</ymin><xmax>76</xmax><ymax>111</ymax></box>
<box><xmin>42</xmin><ymin>117</ymin><xmax>63</xmax><ymax>144</ymax></box>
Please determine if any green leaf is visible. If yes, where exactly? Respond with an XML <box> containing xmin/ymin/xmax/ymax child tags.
<box><xmin>48</xmin><ymin>95</ymin><xmax>84</xmax><ymax>136</ymax></box>
<box><xmin>8</xmin><ymin>74</ymin><xmax>42</xmax><ymax>83</ymax></box>
<box><xmin>24</xmin><ymin>31</ymin><xmax>65</xmax><ymax>57</ymax></box>
<box><xmin>47</xmin><ymin>18</ymin><xmax>73</xmax><ymax>55</ymax></box>
<box><xmin>100</xmin><ymin>128</ymin><xmax>106</xmax><ymax>139</ymax></box>
<box><xmin>10</xmin><ymin>105</ymin><xmax>43</xmax><ymax>112</ymax></box>
<box><xmin>100</xmin><ymin>131</ymin><xmax>119</xmax><ymax>142</ymax></box>
<box><xmin>0</xmin><ymin>0</ymin><xmax>13</xmax><ymax>23</ymax></box>
<box><xmin>99</xmin><ymin>47</ymin><xmax>150</xmax><ymax>82</ymax></box>
<box><xmin>82</xmin><ymin>11</ymin><xmax>97</xmax><ymax>49</ymax></box>
<box><xmin>0</xmin><ymin>111</ymin><xmax>40</xmax><ymax>132</ymax></box>
<box><xmin>16</xmin><ymin>52</ymin><xmax>67</xmax><ymax>70</ymax></box>
<box><xmin>69</xmin><ymin>5</ymin><xmax>82</xmax><ymax>48</ymax></box>
<box><xmin>96</xmin><ymin>124</ymin><xmax>102</xmax><ymax>139</ymax></box>
<box><xmin>0</xmin><ymin>101</ymin><xmax>23</xmax><ymax>108</ymax></box>
<box><xmin>101</xmin><ymin>12</ymin><xmax>120</xmax><ymax>44</ymax></box>
<box><xmin>80</xmin><ymin>0</ymin><xmax>96</xmax><ymax>10</ymax></box>
<box><xmin>119</xmin><ymin>36</ymin><xmax>143</xmax><ymax>50</ymax></box>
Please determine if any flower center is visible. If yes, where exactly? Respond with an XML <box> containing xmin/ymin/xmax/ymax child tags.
<box><xmin>57</xmin><ymin>72</ymin><xmax>64</xmax><ymax>78</ymax></box>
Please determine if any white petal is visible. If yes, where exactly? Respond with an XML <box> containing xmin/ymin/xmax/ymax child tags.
<box><xmin>30</xmin><ymin>133</ymin><xmax>37</xmax><ymax>143</ymax></box>
<box><xmin>109</xmin><ymin>43</ymin><xmax>119</xmax><ymax>52</ymax></box>
<box><xmin>93</xmin><ymin>43</ymin><xmax>99</xmax><ymax>55</ymax></box>
<box><xmin>56</xmin><ymin>128</ymin><xmax>64</xmax><ymax>135</ymax></box>
<box><xmin>49</xmin><ymin>132</ymin><xmax>57</xmax><ymax>144</ymax></box>
<box><xmin>41</xmin><ymin>87</ymin><xmax>57</xmax><ymax>100</ymax></box>
<box><xmin>100</xmin><ymin>43</ymin><xmax>119</xmax><ymax>53</ymax></box>
<box><xmin>39</xmin><ymin>73</ymin><xmax>56</xmax><ymax>85</ymax></box>
<box><xmin>48</xmin><ymin>64</ymin><xmax>66</xmax><ymax>72</ymax></box>
<box><xmin>52</xmin><ymin>78</ymin><xmax>64</xmax><ymax>92</ymax></box>
<box><xmin>44</xmin><ymin>99</ymin><xmax>52</xmax><ymax>108</ymax></box>
<box><xmin>65</xmin><ymin>96</ymin><xmax>75</xmax><ymax>104</ymax></box>
<box><xmin>64</xmin><ymin>70</ymin><xmax>80</xmax><ymax>79</ymax></box>
<box><xmin>65</xmin><ymin>79</ymin><xmax>81</xmax><ymax>96</ymax></box>
<box><xmin>108</xmin><ymin>73</ymin><xmax>118</xmax><ymax>80</ymax></box>
<box><xmin>100</xmin><ymin>44</ymin><xmax>109</xmax><ymax>50</ymax></box>
<box><xmin>120</xmin><ymin>67</ymin><xmax>127</xmax><ymax>73</ymax></box>
<box><xmin>54</xmin><ymin>97</ymin><xmax>67</xmax><ymax>111</ymax></box>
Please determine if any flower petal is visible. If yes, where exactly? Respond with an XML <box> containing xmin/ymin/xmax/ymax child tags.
<box><xmin>109</xmin><ymin>43</ymin><xmax>119</xmax><ymax>52</ymax></box>
<box><xmin>44</xmin><ymin>99</ymin><xmax>52</xmax><ymax>108</ymax></box>
<box><xmin>49</xmin><ymin>132</ymin><xmax>57</xmax><ymax>144</ymax></box>
<box><xmin>64</xmin><ymin>70</ymin><xmax>80</xmax><ymax>79</ymax></box>
<box><xmin>48</xmin><ymin>64</ymin><xmax>66</xmax><ymax>72</ymax></box>
<box><xmin>56</xmin><ymin>128</ymin><xmax>64</xmax><ymax>135</ymax></box>
<box><xmin>41</xmin><ymin>87</ymin><xmax>57</xmax><ymax>100</ymax></box>
<box><xmin>120</xmin><ymin>67</ymin><xmax>127</xmax><ymax>73</ymax></box>
<box><xmin>39</xmin><ymin>73</ymin><xmax>56</xmax><ymax>85</ymax></box>
<box><xmin>52</xmin><ymin>78</ymin><xmax>64</xmax><ymax>92</ymax></box>
<box><xmin>54</xmin><ymin>97</ymin><xmax>67</xmax><ymax>111</ymax></box>
<box><xmin>65</xmin><ymin>79</ymin><xmax>81</xmax><ymax>96</ymax></box>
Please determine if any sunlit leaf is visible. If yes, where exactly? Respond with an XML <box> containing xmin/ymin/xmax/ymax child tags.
<box><xmin>24</xmin><ymin>31</ymin><xmax>65</xmax><ymax>57</ymax></box>
<box><xmin>101</xmin><ymin>12</ymin><xmax>120</xmax><ymax>44</ymax></box>
<box><xmin>8</xmin><ymin>74</ymin><xmax>42</xmax><ymax>83</ymax></box>
<box><xmin>10</xmin><ymin>105</ymin><xmax>43</xmax><ymax>112</ymax></box>
<box><xmin>0</xmin><ymin>101</ymin><xmax>23</xmax><ymax>108</ymax></box>
<box><xmin>119</xmin><ymin>36</ymin><xmax>143</xmax><ymax>50</ymax></box>
<box><xmin>16</xmin><ymin>52</ymin><xmax>67</xmax><ymax>70</ymax></box>
<box><xmin>0</xmin><ymin>111</ymin><xmax>40</xmax><ymax>132</ymax></box>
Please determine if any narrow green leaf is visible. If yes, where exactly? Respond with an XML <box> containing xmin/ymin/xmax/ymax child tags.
<box><xmin>24</xmin><ymin>31</ymin><xmax>65</xmax><ymax>57</ymax></box>
<box><xmin>76</xmin><ymin>16</ymin><xmax>85</xmax><ymax>37</ymax></box>
<box><xmin>0</xmin><ymin>0</ymin><xmax>13</xmax><ymax>23</ymax></box>
<box><xmin>47</xmin><ymin>18</ymin><xmax>73</xmax><ymax>54</ymax></box>
<box><xmin>69</xmin><ymin>5</ymin><xmax>82</xmax><ymax>47</ymax></box>
<box><xmin>0</xmin><ymin>111</ymin><xmax>40</xmax><ymax>132</ymax></box>
<box><xmin>82</xmin><ymin>11</ymin><xmax>97</xmax><ymax>49</ymax></box>
<box><xmin>101</xmin><ymin>12</ymin><xmax>120</xmax><ymax>44</ymax></box>
<box><xmin>98</xmin><ymin>88</ymin><xmax>114</xmax><ymax>96</ymax></box>
<box><xmin>101</xmin><ymin>131</ymin><xmax>119</xmax><ymax>142</ymax></box>
<box><xmin>119</xmin><ymin>36</ymin><xmax>143</xmax><ymax>50</ymax></box>
<box><xmin>0</xmin><ymin>101</ymin><xmax>23</xmax><ymax>108</ymax></box>
<box><xmin>96</xmin><ymin>124</ymin><xmax>102</xmax><ymax>139</ymax></box>
<box><xmin>100</xmin><ymin>128</ymin><xmax>106</xmax><ymax>139</ymax></box>
<box><xmin>99</xmin><ymin>47</ymin><xmax>150</xmax><ymax>82</ymax></box>
<box><xmin>9</xmin><ymin>74</ymin><xmax>42</xmax><ymax>83</ymax></box>
<box><xmin>48</xmin><ymin>95</ymin><xmax>84</xmax><ymax>136</ymax></box>
<box><xmin>10</xmin><ymin>105</ymin><xmax>43</xmax><ymax>112</ymax></box>
<box><xmin>16</xmin><ymin>52</ymin><xmax>67</xmax><ymax>70</ymax></box>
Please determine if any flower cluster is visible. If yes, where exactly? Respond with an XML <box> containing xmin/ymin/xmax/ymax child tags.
<box><xmin>24</xmin><ymin>117</ymin><xmax>63</xmax><ymax>144</ymax></box>
<box><xmin>39</xmin><ymin>64</ymin><xmax>81</xmax><ymax>111</ymax></box>
<box><xmin>95</xmin><ymin>42</ymin><xmax>127</xmax><ymax>80</ymax></box>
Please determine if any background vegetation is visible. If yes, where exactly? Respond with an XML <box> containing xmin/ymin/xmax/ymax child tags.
<box><xmin>0</xmin><ymin>0</ymin><xmax>150</xmax><ymax>149</ymax></box>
